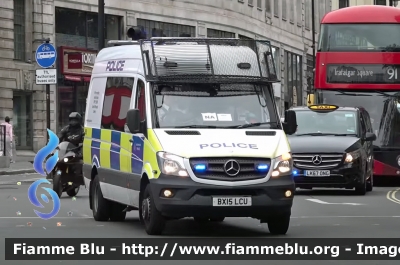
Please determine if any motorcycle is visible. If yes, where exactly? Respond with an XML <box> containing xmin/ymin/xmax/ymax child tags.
<box><xmin>47</xmin><ymin>138</ymin><xmax>84</xmax><ymax>198</ymax></box>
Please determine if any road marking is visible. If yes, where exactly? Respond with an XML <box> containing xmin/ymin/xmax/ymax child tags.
<box><xmin>387</xmin><ymin>188</ymin><xmax>400</xmax><ymax>205</ymax></box>
<box><xmin>291</xmin><ymin>216</ymin><xmax>400</xmax><ymax>219</ymax></box>
<box><xmin>306</xmin><ymin>198</ymin><xmax>365</xmax><ymax>205</ymax></box>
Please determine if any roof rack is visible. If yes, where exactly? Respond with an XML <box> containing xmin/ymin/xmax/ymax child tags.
<box><xmin>107</xmin><ymin>40</ymin><xmax>140</xmax><ymax>47</ymax></box>
<box><xmin>139</xmin><ymin>38</ymin><xmax>279</xmax><ymax>84</ymax></box>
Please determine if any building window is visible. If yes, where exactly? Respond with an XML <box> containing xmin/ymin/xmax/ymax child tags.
<box><xmin>273</xmin><ymin>0</ymin><xmax>279</xmax><ymax>17</ymax></box>
<box><xmin>306</xmin><ymin>54</ymin><xmax>314</xmax><ymax>93</ymax></box>
<box><xmin>305</xmin><ymin>0</ymin><xmax>311</xmax><ymax>29</ymax></box>
<box><xmin>266</xmin><ymin>0</ymin><xmax>271</xmax><ymax>14</ymax></box>
<box><xmin>285</xmin><ymin>52</ymin><xmax>302</xmax><ymax>107</ymax></box>
<box><xmin>14</xmin><ymin>0</ymin><xmax>25</xmax><ymax>61</ymax></box>
<box><xmin>296</xmin><ymin>0</ymin><xmax>302</xmax><ymax>26</ymax></box>
<box><xmin>101</xmin><ymin>77</ymin><xmax>135</xmax><ymax>132</ymax></box>
<box><xmin>289</xmin><ymin>1</ymin><xmax>294</xmax><ymax>22</ymax></box>
<box><xmin>375</xmin><ymin>0</ymin><xmax>386</xmax><ymax>4</ymax></box>
<box><xmin>249</xmin><ymin>0</ymin><xmax>253</xmax><ymax>6</ymax></box>
<box><xmin>339</xmin><ymin>0</ymin><xmax>349</xmax><ymax>8</ymax></box>
<box><xmin>207</xmin><ymin>28</ymin><xmax>235</xmax><ymax>38</ymax></box>
<box><xmin>271</xmin><ymin>46</ymin><xmax>280</xmax><ymax>75</ymax></box>
<box><xmin>257</xmin><ymin>0</ymin><xmax>262</xmax><ymax>8</ymax></box>
<box><xmin>282</xmin><ymin>0</ymin><xmax>287</xmax><ymax>20</ymax></box>
<box><xmin>137</xmin><ymin>19</ymin><xmax>195</xmax><ymax>37</ymax></box>
<box><xmin>55</xmin><ymin>7</ymin><xmax>122</xmax><ymax>49</ymax></box>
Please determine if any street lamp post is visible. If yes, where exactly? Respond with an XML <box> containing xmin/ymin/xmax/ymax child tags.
<box><xmin>98</xmin><ymin>0</ymin><xmax>105</xmax><ymax>51</ymax></box>
<box><xmin>310</xmin><ymin>0</ymin><xmax>316</xmax><ymax>95</ymax></box>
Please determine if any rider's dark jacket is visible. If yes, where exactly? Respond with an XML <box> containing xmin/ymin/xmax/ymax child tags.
<box><xmin>58</xmin><ymin>125</ymin><xmax>85</xmax><ymax>146</ymax></box>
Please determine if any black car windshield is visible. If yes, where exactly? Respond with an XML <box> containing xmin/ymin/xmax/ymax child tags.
<box><xmin>316</xmin><ymin>90</ymin><xmax>400</xmax><ymax>148</ymax></box>
<box><xmin>151</xmin><ymin>83</ymin><xmax>279</xmax><ymax>129</ymax></box>
<box><xmin>293</xmin><ymin>110</ymin><xmax>358</xmax><ymax>136</ymax></box>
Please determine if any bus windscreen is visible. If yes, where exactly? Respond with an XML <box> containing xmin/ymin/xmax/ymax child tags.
<box><xmin>316</xmin><ymin>90</ymin><xmax>400</xmax><ymax>148</ymax></box>
<box><xmin>318</xmin><ymin>24</ymin><xmax>400</xmax><ymax>52</ymax></box>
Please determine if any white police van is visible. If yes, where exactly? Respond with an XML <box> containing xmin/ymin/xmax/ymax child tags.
<box><xmin>83</xmin><ymin>37</ymin><xmax>298</xmax><ymax>235</ymax></box>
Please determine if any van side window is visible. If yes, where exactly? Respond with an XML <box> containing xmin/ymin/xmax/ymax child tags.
<box><xmin>136</xmin><ymin>79</ymin><xmax>146</xmax><ymax>122</ymax></box>
<box><xmin>101</xmin><ymin>77</ymin><xmax>135</xmax><ymax>132</ymax></box>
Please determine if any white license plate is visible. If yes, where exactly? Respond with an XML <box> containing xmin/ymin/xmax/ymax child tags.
<box><xmin>212</xmin><ymin>197</ymin><xmax>252</xmax><ymax>206</ymax></box>
<box><xmin>305</xmin><ymin>170</ymin><xmax>330</xmax><ymax>177</ymax></box>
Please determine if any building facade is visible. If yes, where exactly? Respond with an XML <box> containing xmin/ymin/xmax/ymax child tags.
<box><xmin>0</xmin><ymin>0</ymin><xmax>331</xmax><ymax>152</ymax></box>
<box><xmin>332</xmin><ymin>0</ymin><xmax>399</xmax><ymax>9</ymax></box>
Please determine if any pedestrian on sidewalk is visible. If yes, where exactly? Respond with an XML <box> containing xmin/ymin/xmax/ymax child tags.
<box><xmin>1</xmin><ymin>117</ymin><xmax>15</xmax><ymax>163</ymax></box>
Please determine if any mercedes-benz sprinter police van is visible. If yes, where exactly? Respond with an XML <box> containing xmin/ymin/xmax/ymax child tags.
<box><xmin>83</xmin><ymin>37</ymin><xmax>298</xmax><ymax>235</ymax></box>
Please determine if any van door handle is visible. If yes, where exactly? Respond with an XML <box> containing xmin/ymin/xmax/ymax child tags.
<box><xmin>129</xmin><ymin>139</ymin><xmax>133</xmax><ymax>143</ymax></box>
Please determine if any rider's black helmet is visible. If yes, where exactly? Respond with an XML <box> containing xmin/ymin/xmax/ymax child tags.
<box><xmin>68</xmin><ymin>112</ymin><xmax>82</xmax><ymax>127</ymax></box>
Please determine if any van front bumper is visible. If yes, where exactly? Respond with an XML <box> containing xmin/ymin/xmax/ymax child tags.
<box><xmin>149</xmin><ymin>174</ymin><xmax>295</xmax><ymax>220</ymax></box>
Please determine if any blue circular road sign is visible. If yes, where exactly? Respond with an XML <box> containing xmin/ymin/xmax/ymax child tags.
<box><xmin>36</xmin><ymin>43</ymin><xmax>57</xmax><ymax>68</ymax></box>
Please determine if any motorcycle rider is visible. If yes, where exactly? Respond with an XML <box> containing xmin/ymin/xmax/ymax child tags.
<box><xmin>58</xmin><ymin>112</ymin><xmax>85</xmax><ymax>147</ymax></box>
<box><xmin>58</xmin><ymin>112</ymin><xmax>85</xmax><ymax>176</ymax></box>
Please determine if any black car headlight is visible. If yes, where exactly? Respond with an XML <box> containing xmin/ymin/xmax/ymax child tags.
<box><xmin>156</xmin><ymin>152</ymin><xmax>189</xmax><ymax>177</ymax></box>
<box><xmin>271</xmin><ymin>152</ymin><xmax>293</xmax><ymax>177</ymax></box>
<box><xmin>345</xmin><ymin>150</ymin><xmax>361</xmax><ymax>164</ymax></box>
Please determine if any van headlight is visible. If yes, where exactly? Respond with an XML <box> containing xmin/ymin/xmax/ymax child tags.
<box><xmin>345</xmin><ymin>151</ymin><xmax>361</xmax><ymax>163</ymax></box>
<box><xmin>157</xmin><ymin>152</ymin><xmax>188</xmax><ymax>177</ymax></box>
<box><xmin>271</xmin><ymin>152</ymin><xmax>292</xmax><ymax>177</ymax></box>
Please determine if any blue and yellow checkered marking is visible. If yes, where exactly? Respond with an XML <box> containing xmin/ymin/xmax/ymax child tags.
<box><xmin>83</xmin><ymin>127</ymin><xmax>144</xmax><ymax>174</ymax></box>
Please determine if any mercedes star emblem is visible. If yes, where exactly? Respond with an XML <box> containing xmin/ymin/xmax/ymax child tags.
<box><xmin>311</xmin><ymin>155</ymin><xmax>323</xmax><ymax>165</ymax></box>
<box><xmin>224</xmin><ymin>160</ymin><xmax>241</xmax><ymax>176</ymax></box>
<box><xmin>397</xmin><ymin>156</ymin><xmax>400</xmax><ymax>167</ymax></box>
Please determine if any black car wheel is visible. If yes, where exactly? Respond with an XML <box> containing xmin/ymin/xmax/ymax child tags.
<box><xmin>366</xmin><ymin>172</ymin><xmax>373</xmax><ymax>192</ymax></box>
<box><xmin>355</xmin><ymin>174</ymin><xmax>367</xmax><ymax>195</ymax></box>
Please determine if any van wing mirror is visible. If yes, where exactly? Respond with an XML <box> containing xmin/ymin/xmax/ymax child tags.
<box><xmin>126</xmin><ymin>109</ymin><xmax>141</xmax><ymax>133</ymax></box>
<box><xmin>365</xmin><ymin>132</ymin><xmax>376</xmax><ymax>141</ymax></box>
<box><xmin>282</xmin><ymin>110</ymin><xmax>297</xmax><ymax>135</ymax></box>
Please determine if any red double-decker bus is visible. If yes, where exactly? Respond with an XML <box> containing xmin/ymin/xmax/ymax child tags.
<box><xmin>315</xmin><ymin>5</ymin><xmax>400</xmax><ymax>178</ymax></box>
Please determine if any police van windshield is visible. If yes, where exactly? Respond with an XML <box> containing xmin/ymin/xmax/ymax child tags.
<box><xmin>293</xmin><ymin>110</ymin><xmax>358</xmax><ymax>136</ymax></box>
<box><xmin>152</xmin><ymin>83</ymin><xmax>279</xmax><ymax>129</ymax></box>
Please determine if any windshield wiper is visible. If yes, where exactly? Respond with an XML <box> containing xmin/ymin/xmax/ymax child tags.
<box><xmin>296</xmin><ymin>133</ymin><xmax>356</xmax><ymax>136</ymax></box>
<box><xmin>374</xmin><ymin>90</ymin><xmax>399</xmax><ymax>98</ymax></box>
<box><xmin>173</xmin><ymin>125</ymin><xmax>219</xmax><ymax>128</ymax></box>
<box><xmin>330</xmin><ymin>133</ymin><xmax>357</xmax><ymax>136</ymax></box>
<box><xmin>335</xmin><ymin>91</ymin><xmax>372</xmax><ymax>97</ymax></box>
<box><xmin>228</xmin><ymin>122</ymin><xmax>276</xmax><ymax>129</ymax></box>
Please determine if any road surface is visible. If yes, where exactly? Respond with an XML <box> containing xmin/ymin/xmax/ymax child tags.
<box><xmin>1</xmin><ymin>174</ymin><xmax>400</xmax><ymax>265</ymax></box>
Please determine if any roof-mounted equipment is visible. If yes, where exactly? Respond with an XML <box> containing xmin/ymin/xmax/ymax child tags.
<box><xmin>139</xmin><ymin>38</ymin><xmax>279</xmax><ymax>84</ymax></box>
<box><xmin>107</xmin><ymin>40</ymin><xmax>140</xmax><ymax>47</ymax></box>
<box><xmin>308</xmin><ymin>104</ymin><xmax>339</xmax><ymax>112</ymax></box>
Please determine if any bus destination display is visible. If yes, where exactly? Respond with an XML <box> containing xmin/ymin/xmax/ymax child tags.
<box><xmin>327</xmin><ymin>64</ymin><xmax>400</xmax><ymax>84</ymax></box>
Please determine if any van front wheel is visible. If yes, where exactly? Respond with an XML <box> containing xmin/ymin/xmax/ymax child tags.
<box><xmin>141</xmin><ymin>185</ymin><xmax>166</xmax><ymax>235</ymax></box>
<box><xmin>91</xmin><ymin>176</ymin><xmax>111</xmax><ymax>221</ymax></box>
<box><xmin>267</xmin><ymin>214</ymin><xmax>291</xmax><ymax>235</ymax></box>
